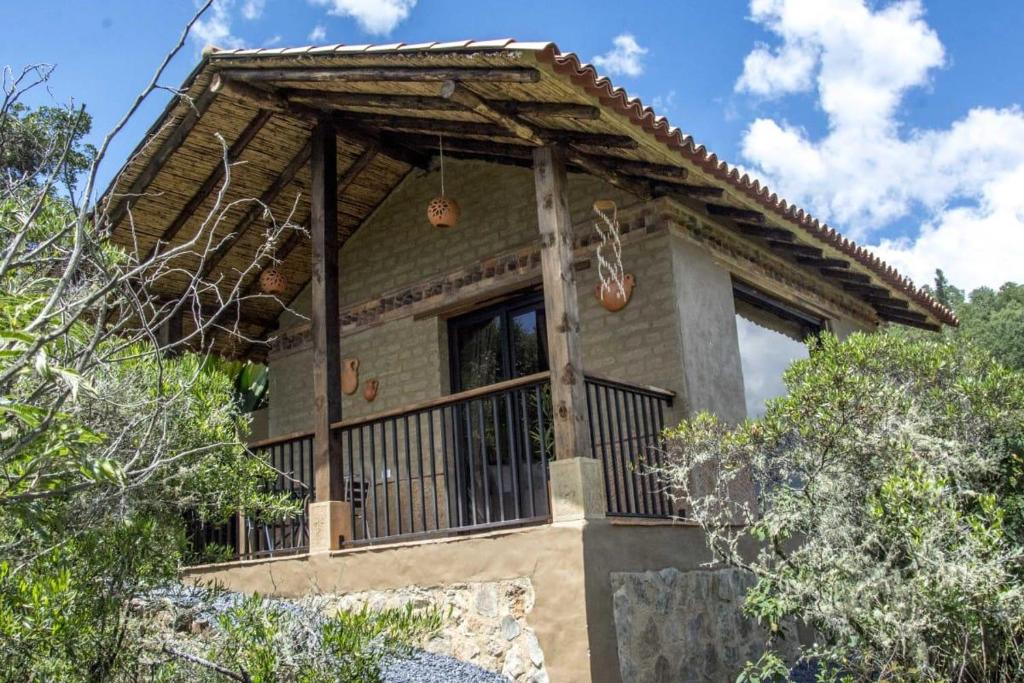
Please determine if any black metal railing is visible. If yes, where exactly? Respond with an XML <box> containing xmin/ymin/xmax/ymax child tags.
<box><xmin>333</xmin><ymin>372</ymin><xmax>552</xmax><ymax>545</ymax></box>
<box><xmin>585</xmin><ymin>375</ymin><xmax>675</xmax><ymax>518</ymax></box>
<box><xmin>242</xmin><ymin>432</ymin><xmax>314</xmax><ymax>558</ymax></box>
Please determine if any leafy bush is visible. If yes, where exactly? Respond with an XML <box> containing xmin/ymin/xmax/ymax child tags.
<box><xmin>661</xmin><ymin>332</ymin><xmax>1024</xmax><ymax>681</ymax></box>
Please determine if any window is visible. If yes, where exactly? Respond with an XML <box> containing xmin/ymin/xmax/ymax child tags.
<box><xmin>448</xmin><ymin>291</ymin><xmax>548</xmax><ymax>392</ymax></box>
<box><xmin>733</xmin><ymin>282</ymin><xmax>824</xmax><ymax>418</ymax></box>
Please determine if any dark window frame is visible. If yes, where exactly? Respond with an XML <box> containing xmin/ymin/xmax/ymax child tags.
<box><xmin>732</xmin><ymin>280</ymin><xmax>826</xmax><ymax>340</ymax></box>
<box><xmin>447</xmin><ymin>290</ymin><xmax>548</xmax><ymax>393</ymax></box>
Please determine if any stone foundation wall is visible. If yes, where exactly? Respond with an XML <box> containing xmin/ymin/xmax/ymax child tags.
<box><xmin>325</xmin><ymin>578</ymin><xmax>548</xmax><ymax>682</ymax></box>
<box><xmin>610</xmin><ymin>567</ymin><xmax>795</xmax><ymax>683</ymax></box>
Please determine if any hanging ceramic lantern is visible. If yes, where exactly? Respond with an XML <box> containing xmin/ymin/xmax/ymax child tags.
<box><xmin>426</xmin><ymin>135</ymin><xmax>460</xmax><ymax>228</ymax></box>
<box><xmin>259</xmin><ymin>267</ymin><xmax>288</xmax><ymax>295</ymax></box>
<box><xmin>427</xmin><ymin>195</ymin><xmax>461</xmax><ymax>228</ymax></box>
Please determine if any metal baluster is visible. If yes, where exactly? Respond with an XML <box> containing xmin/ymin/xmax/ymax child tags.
<box><xmin>415</xmin><ymin>412</ymin><xmax>427</xmax><ymax>533</ymax></box>
<box><xmin>403</xmin><ymin>414</ymin><xmax>413</xmax><ymax>533</ymax></box>
<box><xmin>391</xmin><ymin>418</ymin><xmax>401</xmax><ymax>536</ymax></box>
<box><xmin>534</xmin><ymin>384</ymin><xmax>549</xmax><ymax>516</ymax></box>
<box><xmin>505</xmin><ymin>390</ymin><xmax>521</xmax><ymax>521</ymax></box>
<box><xmin>476</xmin><ymin>400</ymin><xmax>490</xmax><ymax>524</ymax></box>
<box><xmin>428</xmin><ymin>407</ymin><xmax>441</xmax><ymax>531</ymax></box>
<box><xmin>491</xmin><ymin>395</ymin><xmax>506</xmax><ymax>522</ymax></box>
<box><xmin>612</xmin><ymin>387</ymin><xmax>639</xmax><ymax>514</ymax></box>
<box><xmin>462</xmin><ymin>402</ymin><xmax>476</xmax><ymax>526</ymax></box>
<box><xmin>628</xmin><ymin>391</ymin><xmax>651</xmax><ymax>515</ymax></box>
<box><xmin>520</xmin><ymin>388</ymin><xmax>536</xmax><ymax>518</ymax></box>
<box><xmin>603</xmin><ymin>385</ymin><xmax>626</xmax><ymax>514</ymax></box>
<box><xmin>591</xmin><ymin>382</ymin><xmax>614</xmax><ymax>512</ymax></box>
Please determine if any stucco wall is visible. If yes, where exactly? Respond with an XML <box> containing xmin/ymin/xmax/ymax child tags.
<box><xmin>186</xmin><ymin>522</ymin><xmax>591</xmax><ymax>682</ymax></box>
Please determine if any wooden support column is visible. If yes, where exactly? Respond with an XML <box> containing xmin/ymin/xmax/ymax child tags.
<box><xmin>532</xmin><ymin>145</ymin><xmax>591</xmax><ymax>461</ymax></box>
<box><xmin>310</xmin><ymin>118</ymin><xmax>344</xmax><ymax>504</ymax></box>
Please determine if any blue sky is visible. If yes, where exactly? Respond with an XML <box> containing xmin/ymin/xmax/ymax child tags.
<box><xmin>5</xmin><ymin>0</ymin><xmax>1023</xmax><ymax>292</ymax></box>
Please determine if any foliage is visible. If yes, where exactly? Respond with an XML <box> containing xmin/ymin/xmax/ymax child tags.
<box><xmin>146</xmin><ymin>589</ymin><xmax>442</xmax><ymax>682</ymax></box>
<box><xmin>920</xmin><ymin>270</ymin><xmax>1024</xmax><ymax>372</ymax></box>
<box><xmin>660</xmin><ymin>332</ymin><xmax>1024</xmax><ymax>682</ymax></box>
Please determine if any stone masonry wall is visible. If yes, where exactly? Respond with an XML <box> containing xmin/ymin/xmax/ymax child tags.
<box><xmin>325</xmin><ymin>578</ymin><xmax>548</xmax><ymax>682</ymax></box>
<box><xmin>610</xmin><ymin>567</ymin><xmax>797</xmax><ymax>683</ymax></box>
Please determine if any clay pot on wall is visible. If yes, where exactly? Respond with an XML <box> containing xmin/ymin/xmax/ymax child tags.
<box><xmin>258</xmin><ymin>267</ymin><xmax>288</xmax><ymax>296</ymax></box>
<box><xmin>341</xmin><ymin>358</ymin><xmax>359</xmax><ymax>395</ymax></box>
<box><xmin>363</xmin><ymin>378</ymin><xmax>380</xmax><ymax>402</ymax></box>
<box><xmin>426</xmin><ymin>196</ymin><xmax>460</xmax><ymax>228</ymax></box>
<box><xmin>595</xmin><ymin>273</ymin><xmax>636</xmax><ymax>312</ymax></box>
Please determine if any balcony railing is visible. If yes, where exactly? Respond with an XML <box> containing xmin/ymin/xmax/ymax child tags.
<box><xmin>186</xmin><ymin>372</ymin><xmax>676</xmax><ymax>562</ymax></box>
<box><xmin>584</xmin><ymin>374</ymin><xmax>675</xmax><ymax>518</ymax></box>
<box><xmin>333</xmin><ymin>372</ymin><xmax>552</xmax><ymax>546</ymax></box>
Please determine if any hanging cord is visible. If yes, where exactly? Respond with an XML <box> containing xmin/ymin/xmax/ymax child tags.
<box><xmin>439</xmin><ymin>134</ymin><xmax>445</xmax><ymax>196</ymax></box>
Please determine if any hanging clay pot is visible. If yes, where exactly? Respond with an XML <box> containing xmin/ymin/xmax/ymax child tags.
<box><xmin>341</xmin><ymin>358</ymin><xmax>359</xmax><ymax>395</ymax></box>
<box><xmin>258</xmin><ymin>267</ymin><xmax>288</xmax><ymax>296</ymax></box>
<box><xmin>426</xmin><ymin>196</ymin><xmax>460</xmax><ymax>228</ymax></box>
<box><xmin>595</xmin><ymin>273</ymin><xmax>636</xmax><ymax>312</ymax></box>
<box><xmin>363</xmin><ymin>378</ymin><xmax>380</xmax><ymax>402</ymax></box>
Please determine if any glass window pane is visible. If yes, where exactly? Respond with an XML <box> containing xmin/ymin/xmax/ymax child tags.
<box><xmin>733</xmin><ymin>293</ymin><xmax>822</xmax><ymax>419</ymax></box>
<box><xmin>510</xmin><ymin>309</ymin><xmax>547</xmax><ymax>378</ymax></box>
<box><xmin>456</xmin><ymin>315</ymin><xmax>503</xmax><ymax>391</ymax></box>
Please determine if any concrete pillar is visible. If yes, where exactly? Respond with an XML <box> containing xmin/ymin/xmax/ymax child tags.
<box><xmin>309</xmin><ymin>500</ymin><xmax>354</xmax><ymax>553</ymax></box>
<box><xmin>549</xmin><ymin>457</ymin><xmax>607</xmax><ymax>521</ymax></box>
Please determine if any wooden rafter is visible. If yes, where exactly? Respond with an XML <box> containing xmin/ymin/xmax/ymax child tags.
<box><xmin>766</xmin><ymin>240</ymin><xmax>823</xmax><ymax>257</ymax></box>
<box><xmin>736</xmin><ymin>223</ymin><xmax>794</xmax><ymax>241</ymax></box>
<box><xmin>286</xmin><ymin>89</ymin><xmax>600</xmax><ymax>119</ymax></box>
<box><xmin>706</xmin><ymin>203</ymin><xmax>765</xmax><ymax>223</ymax></box>
<box><xmin>143</xmin><ymin>109</ymin><xmax>274</xmax><ymax>258</ymax></box>
<box><xmin>105</xmin><ymin>87</ymin><xmax>220</xmax><ymax>231</ymax></box>
<box><xmin>796</xmin><ymin>256</ymin><xmax>849</xmax><ymax>268</ymax></box>
<box><xmin>218</xmin><ymin>66</ymin><xmax>541</xmax><ymax>84</ymax></box>
<box><xmin>819</xmin><ymin>267</ymin><xmax>871</xmax><ymax>284</ymax></box>
<box><xmin>199</xmin><ymin>139</ymin><xmax>313</xmax><ymax>280</ymax></box>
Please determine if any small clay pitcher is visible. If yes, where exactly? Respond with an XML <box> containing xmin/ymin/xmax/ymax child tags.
<box><xmin>341</xmin><ymin>358</ymin><xmax>359</xmax><ymax>395</ymax></box>
<box><xmin>595</xmin><ymin>273</ymin><xmax>636</xmax><ymax>312</ymax></box>
<box><xmin>363</xmin><ymin>378</ymin><xmax>380</xmax><ymax>402</ymax></box>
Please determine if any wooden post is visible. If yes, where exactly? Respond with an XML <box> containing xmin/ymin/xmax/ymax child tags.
<box><xmin>310</xmin><ymin>117</ymin><xmax>344</xmax><ymax>502</ymax></box>
<box><xmin>532</xmin><ymin>145</ymin><xmax>591</xmax><ymax>460</ymax></box>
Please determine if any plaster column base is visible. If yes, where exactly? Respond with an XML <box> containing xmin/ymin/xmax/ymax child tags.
<box><xmin>549</xmin><ymin>457</ymin><xmax>607</xmax><ymax>521</ymax></box>
<box><xmin>309</xmin><ymin>500</ymin><xmax>353</xmax><ymax>553</ymax></box>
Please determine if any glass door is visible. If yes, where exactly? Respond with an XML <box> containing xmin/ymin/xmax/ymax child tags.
<box><xmin>447</xmin><ymin>292</ymin><xmax>550</xmax><ymax>526</ymax></box>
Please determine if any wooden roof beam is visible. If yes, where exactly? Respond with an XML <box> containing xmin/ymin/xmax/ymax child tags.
<box><xmin>876</xmin><ymin>305</ymin><xmax>926</xmax><ymax>322</ymax></box>
<box><xmin>198</xmin><ymin>139</ymin><xmax>313</xmax><ymax>280</ymax></box>
<box><xmin>766</xmin><ymin>240</ymin><xmax>823</xmax><ymax>257</ymax></box>
<box><xmin>651</xmin><ymin>182</ymin><xmax>724</xmax><ymax>199</ymax></box>
<box><xmin>240</xmin><ymin>144</ymin><xmax>382</xmax><ymax>298</ymax></box>
<box><xmin>144</xmin><ymin>109</ymin><xmax>275</xmax><ymax>260</ymax></box>
<box><xmin>439</xmin><ymin>79</ymin><xmax>544</xmax><ymax>144</ymax></box>
<box><xmin>105</xmin><ymin>86</ymin><xmax>220</xmax><ymax>231</ymax></box>
<box><xmin>706</xmin><ymin>203</ymin><xmax>765</xmax><ymax>223</ymax></box>
<box><xmin>796</xmin><ymin>256</ymin><xmax>849</xmax><ymax>268</ymax></box>
<box><xmin>217</xmin><ymin>66</ymin><xmax>541</xmax><ymax>84</ymax></box>
<box><xmin>736</xmin><ymin>223</ymin><xmax>795</xmax><ymax>241</ymax></box>
<box><xmin>211</xmin><ymin>76</ymin><xmax>429</xmax><ymax>169</ymax></box>
<box><xmin>285</xmin><ymin>90</ymin><xmax>600</xmax><ymax>119</ymax></box>
<box><xmin>820</xmin><ymin>267</ymin><xmax>871</xmax><ymax>284</ymax></box>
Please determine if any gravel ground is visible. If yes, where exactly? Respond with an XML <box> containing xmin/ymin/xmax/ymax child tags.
<box><xmin>382</xmin><ymin>651</ymin><xmax>506</xmax><ymax>683</ymax></box>
<box><xmin>141</xmin><ymin>586</ymin><xmax>505</xmax><ymax>681</ymax></box>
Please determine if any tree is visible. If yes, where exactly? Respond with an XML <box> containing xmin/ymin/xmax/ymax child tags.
<box><xmin>661</xmin><ymin>333</ymin><xmax>1024</xmax><ymax>681</ymax></box>
<box><xmin>0</xmin><ymin>3</ymin><xmax>313</xmax><ymax>678</ymax></box>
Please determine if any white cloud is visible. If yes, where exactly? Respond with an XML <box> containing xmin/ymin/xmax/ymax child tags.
<box><xmin>241</xmin><ymin>0</ymin><xmax>265</xmax><ymax>20</ymax></box>
<box><xmin>309</xmin><ymin>0</ymin><xmax>415</xmax><ymax>35</ymax></box>
<box><xmin>308</xmin><ymin>24</ymin><xmax>327</xmax><ymax>42</ymax></box>
<box><xmin>192</xmin><ymin>0</ymin><xmax>245</xmax><ymax>50</ymax></box>
<box><xmin>734</xmin><ymin>0</ymin><xmax>1024</xmax><ymax>291</ymax></box>
<box><xmin>592</xmin><ymin>34</ymin><xmax>648</xmax><ymax>78</ymax></box>
<box><xmin>651</xmin><ymin>90</ymin><xmax>676</xmax><ymax>114</ymax></box>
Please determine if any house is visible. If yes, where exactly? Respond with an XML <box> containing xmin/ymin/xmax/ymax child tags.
<box><xmin>104</xmin><ymin>40</ymin><xmax>956</xmax><ymax>682</ymax></box>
